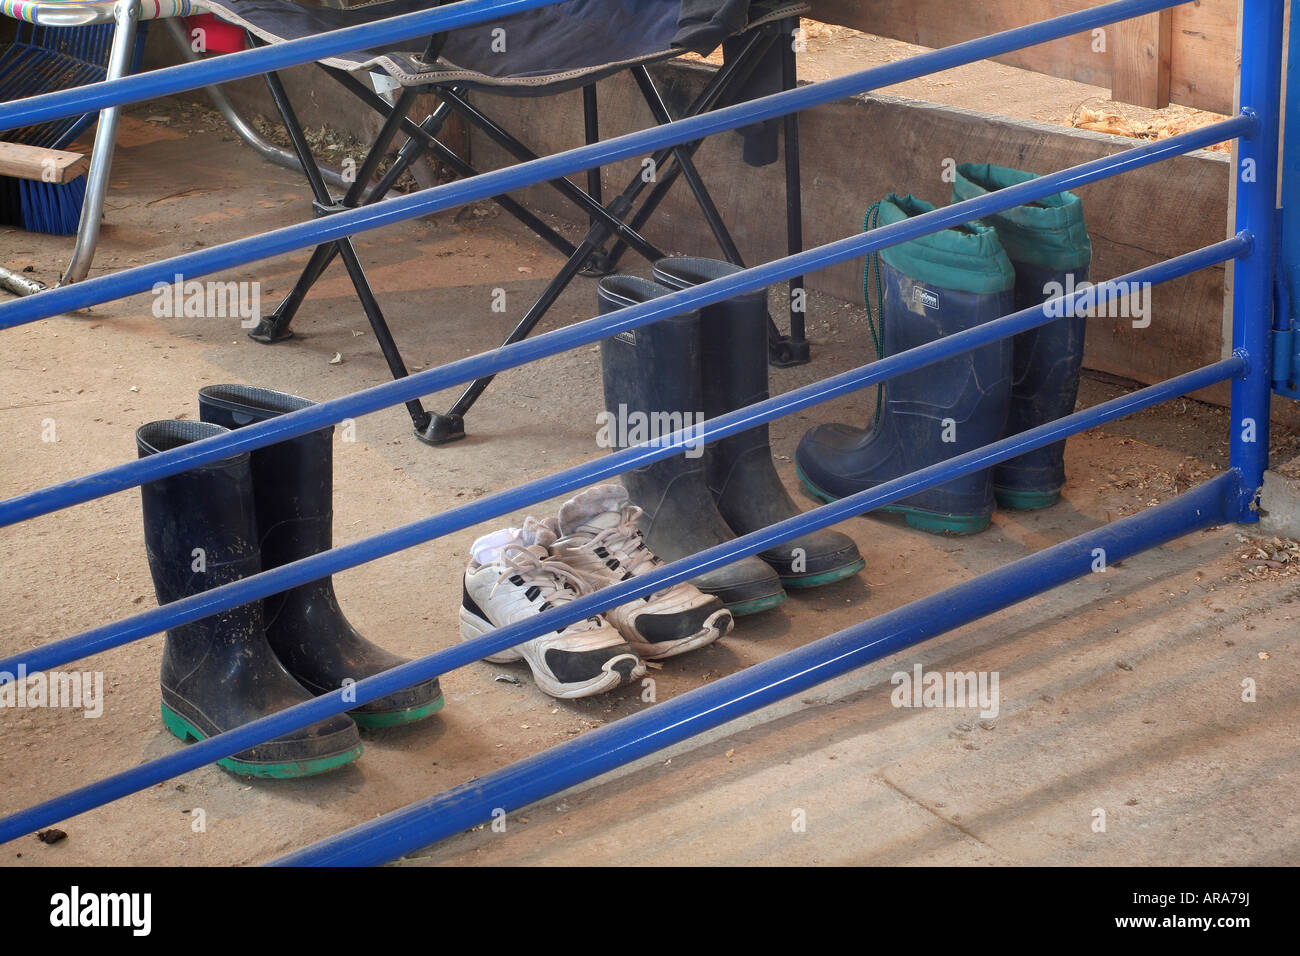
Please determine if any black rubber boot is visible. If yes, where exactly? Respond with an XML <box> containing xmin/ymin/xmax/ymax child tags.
<box><xmin>199</xmin><ymin>385</ymin><xmax>444</xmax><ymax>727</ymax></box>
<box><xmin>137</xmin><ymin>421</ymin><xmax>363</xmax><ymax>778</ymax></box>
<box><xmin>597</xmin><ymin>275</ymin><xmax>786</xmax><ymax>616</ymax></box>
<box><xmin>651</xmin><ymin>256</ymin><xmax>865</xmax><ymax>588</ymax></box>
<box><xmin>795</xmin><ymin>194</ymin><xmax>1017</xmax><ymax>535</ymax></box>
<box><xmin>952</xmin><ymin>163</ymin><xmax>1094</xmax><ymax>510</ymax></box>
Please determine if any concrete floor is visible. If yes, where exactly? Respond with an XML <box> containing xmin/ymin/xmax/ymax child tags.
<box><xmin>0</xmin><ymin>107</ymin><xmax>1296</xmax><ymax>866</ymax></box>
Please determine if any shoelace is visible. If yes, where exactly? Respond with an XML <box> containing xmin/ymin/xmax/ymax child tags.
<box><xmin>579</xmin><ymin>505</ymin><xmax>660</xmax><ymax>579</ymax></box>
<box><xmin>489</xmin><ymin>542</ymin><xmax>592</xmax><ymax>606</ymax></box>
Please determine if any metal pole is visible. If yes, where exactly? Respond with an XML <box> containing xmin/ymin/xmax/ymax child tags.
<box><xmin>1229</xmin><ymin>0</ymin><xmax>1285</xmax><ymax>520</ymax></box>
<box><xmin>58</xmin><ymin>0</ymin><xmax>139</xmax><ymax>286</ymax></box>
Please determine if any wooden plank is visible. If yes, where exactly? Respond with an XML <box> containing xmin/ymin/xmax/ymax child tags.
<box><xmin>809</xmin><ymin>0</ymin><xmax>1237</xmax><ymax>115</ymax></box>
<box><xmin>0</xmin><ymin>141</ymin><xmax>89</xmax><ymax>184</ymax></box>
<box><xmin>1168</xmin><ymin>0</ymin><xmax>1238</xmax><ymax>116</ymax></box>
<box><xmin>1111</xmin><ymin>10</ymin><xmax>1173</xmax><ymax>107</ymax></box>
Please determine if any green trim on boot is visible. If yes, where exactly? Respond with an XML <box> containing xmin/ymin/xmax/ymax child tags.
<box><xmin>951</xmin><ymin>163</ymin><xmax>1092</xmax><ymax>271</ymax></box>
<box><xmin>876</xmin><ymin>193</ymin><xmax>1015</xmax><ymax>295</ymax></box>
<box><xmin>797</xmin><ymin>464</ymin><xmax>992</xmax><ymax>536</ymax></box>
<box><xmin>161</xmin><ymin>703</ymin><xmax>363</xmax><ymax>779</ymax></box>
<box><xmin>994</xmin><ymin>485</ymin><xmax>1063</xmax><ymax>511</ymax></box>
<box><xmin>779</xmin><ymin>558</ymin><xmax>868</xmax><ymax>589</ymax></box>
<box><xmin>351</xmin><ymin>694</ymin><xmax>446</xmax><ymax>729</ymax></box>
<box><xmin>724</xmin><ymin>592</ymin><xmax>788</xmax><ymax>616</ymax></box>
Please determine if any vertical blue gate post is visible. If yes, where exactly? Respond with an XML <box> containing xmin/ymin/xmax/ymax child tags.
<box><xmin>1276</xmin><ymin>0</ymin><xmax>1300</xmax><ymax>399</ymax></box>
<box><xmin>1230</xmin><ymin>0</ymin><xmax>1285</xmax><ymax>519</ymax></box>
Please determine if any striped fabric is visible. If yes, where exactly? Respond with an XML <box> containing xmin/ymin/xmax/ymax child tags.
<box><xmin>1</xmin><ymin>0</ymin><xmax>198</xmax><ymax>23</ymax></box>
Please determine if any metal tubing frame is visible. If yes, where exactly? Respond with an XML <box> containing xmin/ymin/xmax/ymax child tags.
<box><xmin>276</xmin><ymin>468</ymin><xmax>1241</xmax><ymax>866</ymax></box>
<box><xmin>0</xmin><ymin>357</ymin><xmax>1245</xmax><ymax>846</ymax></box>
<box><xmin>628</xmin><ymin>64</ymin><xmax>745</xmax><ymax>265</ymax></box>
<box><xmin>0</xmin><ymin>119</ymin><xmax>1254</xmax><ymax>526</ymax></box>
<box><xmin>251</xmin><ymin>75</ymin><xmax>580</xmax><ymax>348</ymax></box>
<box><xmin>436</xmin><ymin>86</ymin><xmax>666</xmax><ymax>261</ymax></box>
<box><xmin>58</xmin><ymin>0</ymin><xmax>141</xmax><ymax>286</ymax></box>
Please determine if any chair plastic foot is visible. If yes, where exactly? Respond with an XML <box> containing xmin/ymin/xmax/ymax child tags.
<box><xmin>247</xmin><ymin>317</ymin><xmax>295</xmax><ymax>344</ymax></box>
<box><xmin>578</xmin><ymin>251</ymin><xmax>615</xmax><ymax>277</ymax></box>
<box><xmin>768</xmin><ymin>336</ymin><xmax>810</xmax><ymax>368</ymax></box>
<box><xmin>415</xmin><ymin>412</ymin><xmax>466</xmax><ymax>446</ymax></box>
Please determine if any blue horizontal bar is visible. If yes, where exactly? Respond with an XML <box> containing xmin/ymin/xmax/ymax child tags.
<box><xmin>0</xmin><ymin>0</ymin><xmax>566</xmax><ymax>133</ymax></box>
<box><xmin>278</xmin><ymin>468</ymin><xmax>1241</xmax><ymax>866</ymax></box>
<box><xmin>0</xmin><ymin>238</ymin><xmax>1245</xmax><ymax>681</ymax></box>
<box><xmin>0</xmin><ymin>121</ymin><xmax>1252</xmax><ymax>529</ymax></box>
<box><xmin>0</xmin><ymin>356</ymin><xmax>1243</xmax><ymax>846</ymax></box>
<box><xmin>0</xmin><ymin>57</ymin><xmax>1244</xmax><ymax>338</ymax></box>
<box><xmin>0</xmin><ymin>0</ymin><xmax>1188</xmax><ymax>134</ymax></box>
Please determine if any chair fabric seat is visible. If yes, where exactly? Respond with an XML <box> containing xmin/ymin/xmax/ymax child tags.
<box><xmin>201</xmin><ymin>0</ymin><xmax>808</xmax><ymax>92</ymax></box>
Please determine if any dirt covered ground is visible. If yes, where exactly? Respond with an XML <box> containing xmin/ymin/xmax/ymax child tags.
<box><xmin>0</xmin><ymin>61</ymin><xmax>1295</xmax><ymax>867</ymax></box>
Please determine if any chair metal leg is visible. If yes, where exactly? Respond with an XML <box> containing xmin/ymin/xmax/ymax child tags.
<box><xmin>329</xmin><ymin>71</ymin><xmax>579</xmax><ymax>259</ymax></box>
<box><xmin>630</xmin><ymin>66</ymin><xmax>744</xmax><ymax>266</ymax></box>
<box><xmin>0</xmin><ymin>266</ymin><xmax>45</xmax><ymax>297</ymax></box>
<box><xmin>769</xmin><ymin>15</ymin><xmax>811</xmax><ymax>368</ymax></box>
<box><xmin>251</xmin><ymin>64</ymin><xmax>421</xmax><ymax>345</ymax></box>
<box><xmin>424</xmin><ymin>224</ymin><xmax>612</xmax><ymax>444</ymax></box>
<box><xmin>437</xmin><ymin>87</ymin><xmax>665</xmax><ymax>264</ymax></box>
<box><xmin>429</xmin><ymin>28</ymin><xmax>780</xmax><ymax>441</ymax></box>
<box><xmin>258</xmin><ymin>62</ymin><xmax>435</xmax><ymax>433</ymax></box>
<box><xmin>602</xmin><ymin>26</ymin><xmax>774</xmax><ymax>270</ymax></box>
<box><xmin>58</xmin><ymin>0</ymin><xmax>140</xmax><ymax>287</ymax></box>
<box><xmin>333</xmin><ymin>237</ymin><xmax>433</xmax><ymax>432</ymax></box>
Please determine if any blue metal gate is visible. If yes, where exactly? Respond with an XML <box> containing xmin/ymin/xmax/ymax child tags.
<box><xmin>0</xmin><ymin>0</ymin><xmax>1284</xmax><ymax>865</ymax></box>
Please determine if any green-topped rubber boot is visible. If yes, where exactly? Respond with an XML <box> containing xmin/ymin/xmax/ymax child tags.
<box><xmin>952</xmin><ymin>163</ymin><xmax>1093</xmax><ymax>510</ymax></box>
<box><xmin>796</xmin><ymin>193</ymin><xmax>1016</xmax><ymax>535</ymax></box>
<box><xmin>137</xmin><ymin>421</ymin><xmax>363</xmax><ymax>779</ymax></box>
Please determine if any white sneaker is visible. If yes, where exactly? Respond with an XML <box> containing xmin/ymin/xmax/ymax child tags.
<box><xmin>461</xmin><ymin>521</ymin><xmax>645</xmax><ymax>699</ymax></box>
<box><xmin>545</xmin><ymin>485</ymin><xmax>734</xmax><ymax>660</ymax></box>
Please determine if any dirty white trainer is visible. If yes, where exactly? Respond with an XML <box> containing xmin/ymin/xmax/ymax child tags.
<box><xmin>461</xmin><ymin>522</ymin><xmax>645</xmax><ymax>699</ymax></box>
<box><xmin>545</xmin><ymin>484</ymin><xmax>734</xmax><ymax>660</ymax></box>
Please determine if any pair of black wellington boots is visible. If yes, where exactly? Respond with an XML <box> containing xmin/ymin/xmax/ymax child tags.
<box><xmin>597</xmin><ymin>256</ymin><xmax>867</xmax><ymax>617</ymax></box>
<box><xmin>138</xmin><ymin>385</ymin><xmax>443</xmax><ymax>779</ymax></box>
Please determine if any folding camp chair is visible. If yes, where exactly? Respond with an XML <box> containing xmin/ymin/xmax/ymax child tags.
<box><xmin>201</xmin><ymin>0</ymin><xmax>812</xmax><ymax>446</ymax></box>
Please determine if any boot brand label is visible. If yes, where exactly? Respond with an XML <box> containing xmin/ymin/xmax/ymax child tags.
<box><xmin>912</xmin><ymin>285</ymin><xmax>941</xmax><ymax>310</ymax></box>
<box><xmin>615</xmin><ymin>330</ymin><xmax>637</xmax><ymax>345</ymax></box>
